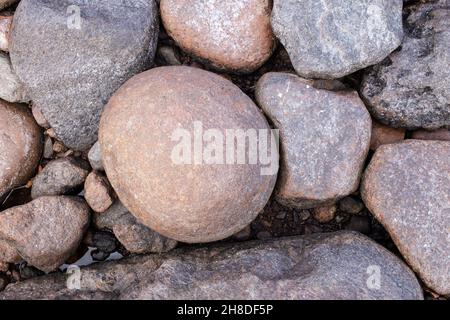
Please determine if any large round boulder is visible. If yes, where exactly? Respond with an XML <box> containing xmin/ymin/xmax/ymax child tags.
<box><xmin>99</xmin><ymin>66</ymin><xmax>277</xmax><ymax>243</ymax></box>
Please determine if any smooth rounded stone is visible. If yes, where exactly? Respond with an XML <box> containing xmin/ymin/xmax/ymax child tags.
<box><xmin>160</xmin><ymin>0</ymin><xmax>275</xmax><ymax>73</ymax></box>
<box><xmin>0</xmin><ymin>196</ymin><xmax>90</xmax><ymax>272</ymax></box>
<box><xmin>100</xmin><ymin>66</ymin><xmax>277</xmax><ymax>243</ymax></box>
<box><xmin>84</xmin><ymin>172</ymin><xmax>114</xmax><ymax>213</ymax></box>
<box><xmin>412</xmin><ymin>128</ymin><xmax>450</xmax><ymax>142</ymax></box>
<box><xmin>0</xmin><ymin>53</ymin><xmax>27</xmax><ymax>103</ymax></box>
<box><xmin>312</xmin><ymin>205</ymin><xmax>337</xmax><ymax>223</ymax></box>
<box><xmin>271</xmin><ymin>0</ymin><xmax>403</xmax><ymax>79</ymax></box>
<box><xmin>0</xmin><ymin>0</ymin><xmax>18</xmax><ymax>10</ymax></box>
<box><xmin>256</xmin><ymin>72</ymin><xmax>371</xmax><ymax>209</ymax></box>
<box><xmin>87</xmin><ymin>141</ymin><xmax>104</xmax><ymax>171</ymax></box>
<box><xmin>0</xmin><ymin>100</ymin><xmax>42</xmax><ymax>199</ymax></box>
<box><xmin>31</xmin><ymin>104</ymin><xmax>49</xmax><ymax>129</ymax></box>
<box><xmin>362</xmin><ymin>140</ymin><xmax>450</xmax><ymax>295</ymax></box>
<box><xmin>361</xmin><ymin>2</ymin><xmax>450</xmax><ymax>130</ymax></box>
<box><xmin>339</xmin><ymin>197</ymin><xmax>364</xmax><ymax>215</ymax></box>
<box><xmin>42</xmin><ymin>136</ymin><xmax>53</xmax><ymax>159</ymax></box>
<box><xmin>94</xmin><ymin>201</ymin><xmax>178</xmax><ymax>254</ymax></box>
<box><xmin>0</xmin><ymin>14</ymin><xmax>12</xmax><ymax>52</ymax></box>
<box><xmin>0</xmin><ymin>232</ymin><xmax>424</xmax><ymax>300</ymax></box>
<box><xmin>31</xmin><ymin>157</ymin><xmax>90</xmax><ymax>199</ymax></box>
<box><xmin>370</xmin><ymin>120</ymin><xmax>406</xmax><ymax>151</ymax></box>
<box><xmin>10</xmin><ymin>0</ymin><xmax>159</xmax><ymax>151</ymax></box>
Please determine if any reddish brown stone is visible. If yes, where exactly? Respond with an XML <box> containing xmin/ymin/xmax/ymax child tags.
<box><xmin>100</xmin><ymin>66</ymin><xmax>277</xmax><ymax>243</ymax></box>
<box><xmin>362</xmin><ymin>140</ymin><xmax>450</xmax><ymax>295</ymax></box>
<box><xmin>370</xmin><ymin>120</ymin><xmax>405</xmax><ymax>151</ymax></box>
<box><xmin>411</xmin><ymin>128</ymin><xmax>450</xmax><ymax>142</ymax></box>
<box><xmin>0</xmin><ymin>196</ymin><xmax>90</xmax><ymax>272</ymax></box>
<box><xmin>0</xmin><ymin>100</ymin><xmax>42</xmax><ymax>199</ymax></box>
<box><xmin>160</xmin><ymin>0</ymin><xmax>275</xmax><ymax>73</ymax></box>
<box><xmin>84</xmin><ymin>171</ymin><xmax>114</xmax><ymax>213</ymax></box>
<box><xmin>313</xmin><ymin>205</ymin><xmax>337</xmax><ymax>223</ymax></box>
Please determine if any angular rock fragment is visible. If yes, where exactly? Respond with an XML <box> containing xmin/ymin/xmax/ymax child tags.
<box><xmin>0</xmin><ymin>53</ymin><xmax>27</xmax><ymax>103</ymax></box>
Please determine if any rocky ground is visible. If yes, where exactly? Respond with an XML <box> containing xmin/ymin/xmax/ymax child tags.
<box><xmin>0</xmin><ymin>0</ymin><xmax>449</xmax><ymax>300</ymax></box>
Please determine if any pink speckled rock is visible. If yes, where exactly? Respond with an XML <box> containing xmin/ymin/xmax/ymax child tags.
<box><xmin>362</xmin><ymin>140</ymin><xmax>450</xmax><ymax>295</ymax></box>
<box><xmin>160</xmin><ymin>0</ymin><xmax>275</xmax><ymax>73</ymax></box>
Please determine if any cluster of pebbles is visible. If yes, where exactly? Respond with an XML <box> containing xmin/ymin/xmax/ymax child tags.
<box><xmin>0</xmin><ymin>0</ymin><xmax>449</xmax><ymax>299</ymax></box>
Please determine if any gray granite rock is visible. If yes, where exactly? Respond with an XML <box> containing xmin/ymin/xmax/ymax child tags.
<box><xmin>94</xmin><ymin>201</ymin><xmax>177</xmax><ymax>254</ymax></box>
<box><xmin>362</xmin><ymin>140</ymin><xmax>450</xmax><ymax>296</ymax></box>
<box><xmin>361</xmin><ymin>1</ymin><xmax>450</xmax><ymax>130</ymax></box>
<box><xmin>0</xmin><ymin>53</ymin><xmax>27</xmax><ymax>103</ymax></box>
<box><xmin>271</xmin><ymin>0</ymin><xmax>403</xmax><ymax>79</ymax></box>
<box><xmin>0</xmin><ymin>232</ymin><xmax>423</xmax><ymax>300</ymax></box>
<box><xmin>87</xmin><ymin>141</ymin><xmax>104</xmax><ymax>171</ymax></box>
<box><xmin>31</xmin><ymin>157</ymin><xmax>90</xmax><ymax>199</ymax></box>
<box><xmin>10</xmin><ymin>0</ymin><xmax>159</xmax><ymax>150</ymax></box>
<box><xmin>256</xmin><ymin>72</ymin><xmax>371</xmax><ymax>209</ymax></box>
<box><xmin>0</xmin><ymin>196</ymin><xmax>90</xmax><ymax>272</ymax></box>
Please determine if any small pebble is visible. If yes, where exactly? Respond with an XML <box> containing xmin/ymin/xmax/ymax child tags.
<box><xmin>312</xmin><ymin>205</ymin><xmax>337</xmax><ymax>224</ymax></box>
<box><xmin>43</xmin><ymin>136</ymin><xmax>53</xmax><ymax>158</ymax></box>
<box><xmin>87</xmin><ymin>141</ymin><xmax>104</xmax><ymax>171</ymax></box>
<box><xmin>31</xmin><ymin>104</ymin><xmax>50</xmax><ymax>129</ymax></box>
<box><xmin>339</xmin><ymin>197</ymin><xmax>364</xmax><ymax>215</ymax></box>
<box><xmin>84</xmin><ymin>171</ymin><xmax>115</xmax><ymax>213</ymax></box>
<box><xmin>345</xmin><ymin>216</ymin><xmax>371</xmax><ymax>235</ymax></box>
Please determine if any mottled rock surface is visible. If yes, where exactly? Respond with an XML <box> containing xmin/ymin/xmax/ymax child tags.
<box><xmin>10</xmin><ymin>0</ymin><xmax>159</xmax><ymax>150</ymax></box>
<box><xmin>0</xmin><ymin>232</ymin><xmax>423</xmax><ymax>300</ymax></box>
<box><xmin>361</xmin><ymin>1</ymin><xmax>450</xmax><ymax>130</ymax></box>
<box><xmin>100</xmin><ymin>66</ymin><xmax>277</xmax><ymax>243</ymax></box>
<box><xmin>362</xmin><ymin>140</ymin><xmax>450</xmax><ymax>295</ymax></box>
<box><xmin>370</xmin><ymin>120</ymin><xmax>405</xmax><ymax>151</ymax></box>
<box><xmin>0</xmin><ymin>196</ymin><xmax>90</xmax><ymax>272</ymax></box>
<box><xmin>271</xmin><ymin>0</ymin><xmax>403</xmax><ymax>79</ymax></box>
<box><xmin>161</xmin><ymin>0</ymin><xmax>275</xmax><ymax>73</ymax></box>
<box><xmin>256</xmin><ymin>72</ymin><xmax>371</xmax><ymax>208</ymax></box>
<box><xmin>31</xmin><ymin>157</ymin><xmax>90</xmax><ymax>199</ymax></box>
<box><xmin>94</xmin><ymin>201</ymin><xmax>177</xmax><ymax>254</ymax></box>
<box><xmin>87</xmin><ymin>141</ymin><xmax>104</xmax><ymax>171</ymax></box>
<box><xmin>0</xmin><ymin>53</ymin><xmax>27</xmax><ymax>102</ymax></box>
<box><xmin>0</xmin><ymin>15</ymin><xmax>12</xmax><ymax>52</ymax></box>
<box><xmin>84</xmin><ymin>172</ymin><xmax>114</xmax><ymax>213</ymax></box>
<box><xmin>0</xmin><ymin>100</ymin><xmax>41</xmax><ymax>199</ymax></box>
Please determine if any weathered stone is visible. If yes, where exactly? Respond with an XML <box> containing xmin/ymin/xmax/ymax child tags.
<box><xmin>31</xmin><ymin>157</ymin><xmax>90</xmax><ymax>199</ymax></box>
<box><xmin>100</xmin><ymin>66</ymin><xmax>277</xmax><ymax>243</ymax></box>
<box><xmin>0</xmin><ymin>232</ymin><xmax>423</xmax><ymax>300</ymax></box>
<box><xmin>160</xmin><ymin>0</ymin><xmax>275</xmax><ymax>73</ymax></box>
<box><xmin>339</xmin><ymin>197</ymin><xmax>364</xmax><ymax>215</ymax></box>
<box><xmin>94</xmin><ymin>201</ymin><xmax>178</xmax><ymax>254</ymax></box>
<box><xmin>31</xmin><ymin>104</ymin><xmax>49</xmax><ymax>129</ymax></box>
<box><xmin>0</xmin><ymin>100</ymin><xmax>42</xmax><ymax>199</ymax></box>
<box><xmin>312</xmin><ymin>205</ymin><xmax>337</xmax><ymax>223</ymax></box>
<box><xmin>256</xmin><ymin>72</ymin><xmax>371</xmax><ymax>208</ymax></box>
<box><xmin>0</xmin><ymin>0</ymin><xmax>18</xmax><ymax>10</ymax></box>
<box><xmin>84</xmin><ymin>171</ymin><xmax>114</xmax><ymax>213</ymax></box>
<box><xmin>361</xmin><ymin>2</ymin><xmax>450</xmax><ymax>130</ymax></box>
<box><xmin>0</xmin><ymin>196</ymin><xmax>90</xmax><ymax>272</ymax></box>
<box><xmin>0</xmin><ymin>14</ymin><xmax>12</xmax><ymax>52</ymax></box>
<box><xmin>42</xmin><ymin>136</ymin><xmax>53</xmax><ymax>159</ymax></box>
<box><xmin>0</xmin><ymin>53</ymin><xmax>27</xmax><ymax>103</ymax></box>
<box><xmin>271</xmin><ymin>0</ymin><xmax>403</xmax><ymax>79</ymax></box>
<box><xmin>87</xmin><ymin>141</ymin><xmax>104</xmax><ymax>171</ymax></box>
<box><xmin>10</xmin><ymin>0</ymin><xmax>159</xmax><ymax>150</ymax></box>
<box><xmin>412</xmin><ymin>128</ymin><xmax>450</xmax><ymax>142</ymax></box>
<box><xmin>362</xmin><ymin>140</ymin><xmax>450</xmax><ymax>295</ymax></box>
<box><xmin>370</xmin><ymin>120</ymin><xmax>406</xmax><ymax>151</ymax></box>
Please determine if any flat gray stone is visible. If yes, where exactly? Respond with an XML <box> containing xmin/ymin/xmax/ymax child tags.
<box><xmin>0</xmin><ymin>232</ymin><xmax>423</xmax><ymax>300</ymax></box>
<box><xmin>256</xmin><ymin>72</ymin><xmax>371</xmax><ymax>209</ymax></box>
<box><xmin>362</xmin><ymin>140</ymin><xmax>450</xmax><ymax>296</ymax></box>
<box><xmin>271</xmin><ymin>0</ymin><xmax>403</xmax><ymax>79</ymax></box>
<box><xmin>361</xmin><ymin>1</ymin><xmax>450</xmax><ymax>130</ymax></box>
<box><xmin>10</xmin><ymin>0</ymin><xmax>159</xmax><ymax>150</ymax></box>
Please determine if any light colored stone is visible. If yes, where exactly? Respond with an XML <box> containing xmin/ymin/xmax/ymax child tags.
<box><xmin>87</xmin><ymin>141</ymin><xmax>104</xmax><ymax>171</ymax></box>
<box><xmin>84</xmin><ymin>171</ymin><xmax>114</xmax><ymax>213</ymax></box>
<box><xmin>161</xmin><ymin>0</ymin><xmax>275</xmax><ymax>73</ymax></box>
<box><xmin>0</xmin><ymin>53</ymin><xmax>27</xmax><ymax>103</ymax></box>
<box><xmin>0</xmin><ymin>14</ymin><xmax>12</xmax><ymax>52</ymax></box>
<box><xmin>271</xmin><ymin>0</ymin><xmax>403</xmax><ymax>79</ymax></box>
<box><xmin>362</xmin><ymin>140</ymin><xmax>450</xmax><ymax>295</ymax></box>
<box><xmin>256</xmin><ymin>72</ymin><xmax>371</xmax><ymax>208</ymax></box>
